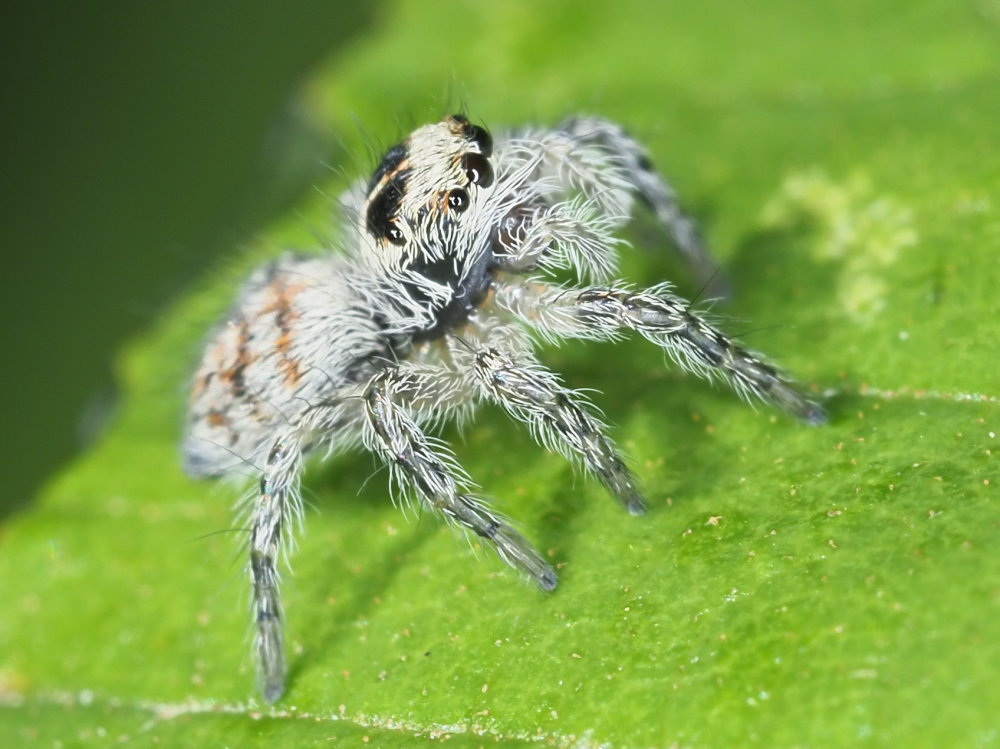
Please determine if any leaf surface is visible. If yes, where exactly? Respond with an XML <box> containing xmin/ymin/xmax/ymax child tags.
<box><xmin>3</xmin><ymin>1</ymin><xmax>998</xmax><ymax>746</ymax></box>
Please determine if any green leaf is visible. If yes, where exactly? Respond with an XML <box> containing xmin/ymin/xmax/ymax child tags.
<box><xmin>3</xmin><ymin>1</ymin><xmax>998</xmax><ymax>746</ymax></box>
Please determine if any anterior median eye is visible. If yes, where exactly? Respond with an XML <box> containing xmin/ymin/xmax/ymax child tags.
<box><xmin>447</xmin><ymin>188</ymin><xmax>470</xmax><ymax>212</ymax></box>
<box><xmin>463</xmin><ymin>153</ymin><xmax>494</xmax><ymax>188</ymax></box>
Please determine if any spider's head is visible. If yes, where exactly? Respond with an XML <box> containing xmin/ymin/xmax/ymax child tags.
<box><xmin>361</xmin><ymin>115</ymin><xmax>495</xmax><ymax>267</ymax></box>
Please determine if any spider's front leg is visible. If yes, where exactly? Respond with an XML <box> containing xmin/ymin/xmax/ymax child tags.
<box><xmin>496</xmin><ymin>277</ymin><xmax>826</xmax><ymax>425</ymax></box>
<box><xmin>362</xmin><ymin>365</ymin><xmax>557</xmax><ymax>590</ymax></box>
<box><xmin>470</xmin><ymin>346</ymin><xmax>645</xmax><ymax>515</ymax></box>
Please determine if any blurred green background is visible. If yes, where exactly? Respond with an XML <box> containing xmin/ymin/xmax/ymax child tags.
<box><xmin>1</xmin><ymin>2</ymin><xmax>374</xmax><ymax>513</ymax></box>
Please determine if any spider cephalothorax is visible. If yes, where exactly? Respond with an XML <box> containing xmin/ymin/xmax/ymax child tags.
<box><xmin>183</xmin><ymin>113</ymin><xmax>824</xmax><ymax>702</ymax></box>
<box><xmin>360</xmin><ymin>115</ymin><xmax>531</xmax><ymax>342</ymax></box>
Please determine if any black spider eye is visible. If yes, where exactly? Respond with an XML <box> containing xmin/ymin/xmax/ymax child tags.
<box><xmin>447</xmin><ymin>188</ymin><xmax>470</xmax><ymax>213</ymax></box>
<box><xmin>386</xmin><ymin>223</ymin><xmax>406</xmax><ymax>245</ymax></box>
<box><xmin>462</xmin><ymin>153</ymin><xmax>494</xmax><ymax>188</ymax></box>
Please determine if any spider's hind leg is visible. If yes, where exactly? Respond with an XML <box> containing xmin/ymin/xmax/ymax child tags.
<box><xmin>247</xmin><ymin>428</ymin><xmax>305</xmax><ymax>703</ymax></box>
<box><xmin>549</xmin><ymin>116</ymin><xmax>727</xmax><ymax>296</ymax></box>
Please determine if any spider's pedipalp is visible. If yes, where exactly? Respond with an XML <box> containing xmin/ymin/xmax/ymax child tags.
<box><xmin>493</xmin><ymin>196</ymin><xmax>623</xmax><ymax>282</ymax></box>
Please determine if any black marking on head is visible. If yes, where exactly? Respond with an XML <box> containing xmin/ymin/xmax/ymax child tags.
<box><xmin>448</xmin><ymin>114</ymin><xmax>493</xmax><ymax>156</ymax></box>
<box><xmin>366</xmin><ymin>170</ymin><xmax>409</xmax><ymax>245</ymax></box>
<box><xmin>367</xmin><ymin>142</ymin><xmax>408</xmax><ymax>193</ymax></box>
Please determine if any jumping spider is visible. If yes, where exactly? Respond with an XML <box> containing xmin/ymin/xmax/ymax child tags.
<box><xmin>183</xmin><ymin>114</ymin><xmax>825</xmax><ymax>702</ymax></box>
